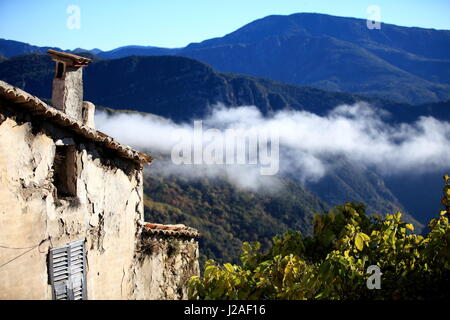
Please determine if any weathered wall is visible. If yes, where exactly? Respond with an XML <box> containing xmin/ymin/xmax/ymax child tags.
<box><xmin>82</xmin><ymin>101</ymin><xmax>95</xmax><ymax>129</ymax></box>
<box><xmin>0</xmin><ymin>101</ymin><xmax>144</xmax><ymax>300</ymax></box>
<box><xmin>51</xmin><ymin>66</ymin><xmax>83</xmax><ymax>121</ymax></box>
<box><xmin>134</xmin><ymin>236</ymin><xmax>200</xmax><ymax>300</ymax></box>
<box><xmin>0</xmin><ymin>100</ymin><xmax>200</xmax><ymax>300</ymax></box>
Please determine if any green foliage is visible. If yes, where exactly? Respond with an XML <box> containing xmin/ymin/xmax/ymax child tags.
<box><xmin>442</xmin><ymin>174</ymin><xmax>450</xmax><ymax>214</ymax></box>
<box><xmin>189</xmin><ymin>189</ymin><xmax>450</xmax><ymax>300</ymax></box>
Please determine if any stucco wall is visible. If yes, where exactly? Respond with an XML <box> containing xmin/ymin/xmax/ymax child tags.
<box><xmin>135</xmin><ymin>236</ymin><xmax>200</xmax><ymax>300</ymax></box>
<box><xmin>51</xmin><ymin>66</ymin><xmax>83</xmax><ymax>121</ymax></box>
<box><xmin>0</xmin><ymin>101</ymin><xmax>200</xmax><ymax>300</ymax></box>
<box><xmin>0</xmin><ymin>102</ymin><xmax>145</xmax><ymax>300</ymax></box>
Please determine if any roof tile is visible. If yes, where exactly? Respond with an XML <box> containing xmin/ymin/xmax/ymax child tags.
<box><xmin>0</xmin><ymin>80</ymin><xmax>152</xmax><ymax>165</ymax></box>
<box><xmin>47</xmin><ymin>49</ymin><xmax>92</xmax><ymax>67</ymax></box>
<box><xmin>143</xmin><ymin>222</ymin><xmax>200</xmax><ymax>238</ymax></box>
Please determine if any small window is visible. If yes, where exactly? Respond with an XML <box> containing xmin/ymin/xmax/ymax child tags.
<box><xmin>48</xmin><ymin>239</ymin><xmax>87</xmax><ymax>300</ymax></box>
<box><xmin>56</xmin><ymin>62</ymin><xmax>65</xmax><ymax>79</ymax></box>
<box><xmin>53</xmin><ymin>145</ymin><xmax>77</xmax><ymax>197</ymax></box>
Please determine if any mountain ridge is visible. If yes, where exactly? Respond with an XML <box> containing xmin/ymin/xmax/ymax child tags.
<box><xmin>179</xmin><ymin>13</ymin><xmax>450</xmax><ymax>104</ymax></box>
<box><xmin>1</xmin><ymin>53</ymin><xmax>448</xmax><ymax>122</ymax></box>
<box><xmin>2</xmin><ymin>12</ymin><xmax>449</xmax><ymax>104</ymax></box>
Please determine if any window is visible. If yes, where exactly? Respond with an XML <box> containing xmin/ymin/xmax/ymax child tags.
<box><xmin>48</xmin><ymin>239</ymin><xmax>87</xmax><ymax>300</ymax></box>
<box><xmin>55</xmin><ymin>62</ymin><xmax>65</xmax><ymax>79</ymax></box>
<box><xmin>53</xmin><ymin>145</ymin><xmax>77</xmax><ymax>198</ymax></box>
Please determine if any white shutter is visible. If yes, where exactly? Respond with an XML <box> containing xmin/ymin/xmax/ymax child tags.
<box><xmin>49</xmin><ymin>239</ymin><xmax>87</xmax><ymax>300</ymax></box>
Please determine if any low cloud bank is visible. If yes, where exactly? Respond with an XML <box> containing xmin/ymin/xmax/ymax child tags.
<box><xmin>96</xmin><ymin>103</ymin><xmax>450</xmax><ymax>190</ymax></box>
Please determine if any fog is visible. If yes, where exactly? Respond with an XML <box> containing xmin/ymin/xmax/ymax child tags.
<box><xmin>96</xmin><ymin>103</ymin><xmax>450</xmax><ymax>190</ymax></box>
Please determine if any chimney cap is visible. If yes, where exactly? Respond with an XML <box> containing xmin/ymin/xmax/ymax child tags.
<box><xmin>47</xmin><ymin>49</ymin><xmax>92</xmax><ymax>67</ymax></box>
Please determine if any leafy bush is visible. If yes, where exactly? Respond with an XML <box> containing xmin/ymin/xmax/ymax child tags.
<box><xmin>188</xmin><ymin>176</ymin><xmax>450</xmax><ymax>300</ymax></box>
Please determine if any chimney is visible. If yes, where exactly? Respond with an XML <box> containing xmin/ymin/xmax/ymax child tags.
<box><xmin>82</xmin><ymin>101</ymin><xmax>95</xmax><ymax>128</ymax></box>
<box><xmin>47</xmin><ymin>49</ymin><xmax>95</xmax><ymax>128</ymax></box>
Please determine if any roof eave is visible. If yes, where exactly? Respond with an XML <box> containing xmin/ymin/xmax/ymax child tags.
<box><xmin>0</xmin><ymin>80</ymin><xmax>152</xmax><ymax>166</ymax></box>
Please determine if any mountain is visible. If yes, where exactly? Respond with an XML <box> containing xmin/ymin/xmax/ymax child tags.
<box><xmin>2</xmin><ymin>13</ymin><xmax>449</xmax><ymax>104</ymax></box>
<box><xmin>0</xmin><ymin>39</ymin><xmax>103</xmax><ymax>58</ymax></box>
<box><xmin>0</xmin><ymin>39</ymin><xmax>61</xmax><ymax>58</ymax></box>
<box><xmin>179</xmin><ymin>13</ymin><xmax>450</xmax><ymax>104</ymax></box>
<box><xmin>0</xmin><ymin>39</ymin><xmax>177</xmax><ymax>60</ymax></box>
<box><xmin>1</xmin><ymin>54</ymin><xmax>448</xmax><ymax>123</ymax></box>
<box><xmin>0</xmin><ymin>53</ymin><xmax>429</xmax><ymax>217</ymax></box>
<box><xmin>97</xmin><ymin>45</ymin><xmax>179</xmax><ymax>59</ymax></box>
<box><xmin>73</xmin><ymin>47</ymin><xmax>103</xmax><ymax>55</ymax></box>
<box><xmin>307</xmin><ymin>158</ymin><xmax>410</xmax><ymax>217</ymax></box>
<box><xmin>141</xmin><ymin>170</ymin><xmax>328</xmax><ymax>265</ymax></box>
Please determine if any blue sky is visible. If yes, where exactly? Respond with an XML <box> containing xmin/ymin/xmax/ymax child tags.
<box><xmin>0</xmin><ymin>0</ymin><xmax>449</xmax><ymax>51</ymax></box>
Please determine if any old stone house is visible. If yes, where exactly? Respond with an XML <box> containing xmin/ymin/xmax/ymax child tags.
<box><xmin>0</xmin><ymin>50</ymin><xmax>199</xmax><ymax>300</ymax></box>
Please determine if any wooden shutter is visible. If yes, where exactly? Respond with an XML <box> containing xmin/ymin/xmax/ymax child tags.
<box><xmin>49</xmin><ymin>239</ymin><xmax>87</xmax><ymax>300</ymax></box>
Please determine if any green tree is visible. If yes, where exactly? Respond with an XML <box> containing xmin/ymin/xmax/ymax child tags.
<box><xmin>188</xmin><ymin>176</ymin><xmax>450</xmax><ymax>300</ymax></box>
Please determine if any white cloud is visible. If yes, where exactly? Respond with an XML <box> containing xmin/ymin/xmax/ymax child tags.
<box><xmin>96</xmin><ymin>102</ymin><xmax>450</xmax><ymax>190</ymax></box>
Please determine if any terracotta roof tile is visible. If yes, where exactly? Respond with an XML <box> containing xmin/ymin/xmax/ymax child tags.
<box><xmin>47</xmin><ymin>49</ymin><xmax>92</xmax><ymax>67</ymax></box>
<box><xmin>0</xmin><ymin>80</ymin><xmax>152</xmax><ymax>165</ymax></box>
<box><xmin>143</xmin><ymin>222</ymin><xmax>200</xmax><ymax>238</ymax></box>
